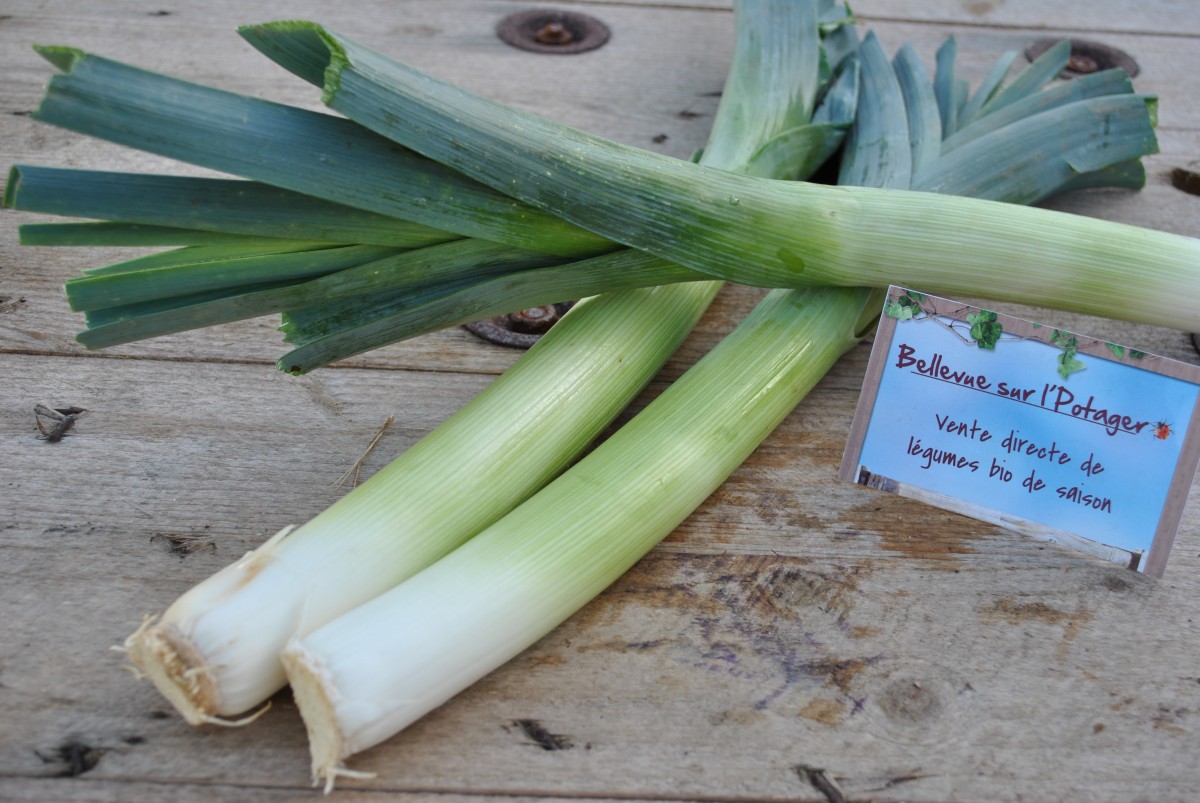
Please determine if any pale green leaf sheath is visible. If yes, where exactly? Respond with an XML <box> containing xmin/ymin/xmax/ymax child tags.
<box><xmin>122</xmin><ymin>283</ymin><xmax>718</xmax><ymax>724</ymax></box>
<box><xmin>121</xmin><ymin>0</ymin><xmax>833</xmax><ymax>725</ymax></box>
<box><xmin>284</xmin><ymin>286</ymin><xmax>869</xmax><ymax>789</ymax></box>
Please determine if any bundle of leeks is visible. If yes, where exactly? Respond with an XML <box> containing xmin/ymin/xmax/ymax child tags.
<box><xmin>5</xmin><ymin>0</ymin><xmax>1194</xmax><ymax>790</ymax></box>
<box><xmin>9</xmin><ymin>0</ymin><xmax>857</xmax><ymax>736</ymax></box>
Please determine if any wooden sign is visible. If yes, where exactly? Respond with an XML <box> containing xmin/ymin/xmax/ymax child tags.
<box><xmin>840</xmin><ymin>287</ymin><xmax>1200</xmax><ymax>577</ymax></box>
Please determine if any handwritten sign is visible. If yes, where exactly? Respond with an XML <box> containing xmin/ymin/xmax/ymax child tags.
<box><xmin>840</xmin><ymin>287</ymin><xmax>1200</xmax><ymax>576</ymax></box>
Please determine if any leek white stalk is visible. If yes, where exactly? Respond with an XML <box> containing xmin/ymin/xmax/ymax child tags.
<box><xmin>282</xmin><ymin>286</ymin><xmax>871</xmax><ymax>788</ymax></box>
<box><xmin>124</xmin><ymin>283</ymin><xmax>715</xmax><ymax>722</ymax></box>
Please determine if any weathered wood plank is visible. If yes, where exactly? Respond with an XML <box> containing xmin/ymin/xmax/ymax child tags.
<box><xmin>552</xmin><ymin>0</ymin><xmax>1200</xmax><ymax>38</ymax></box>
<box><xmin>859</xmin><ymin>0</ymin><xmax>1200</xmax><ymax>38</ymax></box>
<box><xmin>0</xmin><ymin>777</ymin><xmax>630</xmax><ymax>803</ymax></box>
<box><xmin>4</xmin><ymin>526</ymin><xmax>1200</xmax><ymax>801</ymax></box>
<box><xmin>4</xmin><ymin>5</ymin><xmax>1197</xmax><ymax>158</ymax></box>
<box><xmin>3</xmin><ymin>0</ymin><xmax>1200</xmax><ymax>801</ymax></box>
<box><xmin>0</xmin><ymin>1</ymin><xmax>735</xmax><ymax>161</ymax></box>
<box><xmin>3</xmin><ymin>346</ymin><xmax>1199</xmax><ymax>799</ymax></box>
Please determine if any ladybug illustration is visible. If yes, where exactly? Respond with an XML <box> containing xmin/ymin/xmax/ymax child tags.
<box><xmin>1154</xmin><ymin>421</ymin><xmax>1172</xmax><ymax>440</ymax></box>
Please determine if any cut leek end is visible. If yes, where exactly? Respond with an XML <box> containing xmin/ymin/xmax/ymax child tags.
<box><xmin>33</xmin><ymin>44</ymin><xmax>84</xmax><ymax>72</ymax></box>
<box><xmin>237</xmin><ymin>21</ymin><xmax>345</xmax><ymax>105</ymax></box>
<box><xmin>280</xmin><ymin>641</ymin><xmax>360</xmax><ymax>793</ymax></box>
<box><xmin>124</xmin><ymin>617</ymin><xmax>220</xmax><ymax>726</ymax></box>
<box><xmin>2</xmin><ymin>165</ymin><xmax>21</xmax><ymax>208</ymax></box>
<box><xmin>122</xmin><ymin>524</ymin><xmax>298</xmax><ymax>725</ymax></box>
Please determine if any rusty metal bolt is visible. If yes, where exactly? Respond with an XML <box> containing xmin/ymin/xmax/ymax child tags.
<box><xmin>497</xmin><ymin>9</ymin><xmax>610</xmax><ymax>55</ymax></box>
<box><xmin>1067</xmin><ymin>54</ymin><xmax>1099</xmax><ymax>74</ymax></box>
<box><xmin>463</xmin><ymin>302</ymin><xmax>575</xmax><ymax>348</ymax></box>
<box><xmin>506</xmin><ymin>304</ymin><xmax>560</xmax><ymax>334</ymax></box>
<box><xmin>1025</xmin><ymin>38</ymin><xmax>1139</xmax><ymax>79</ymax></box>
<box><xmin>535</xmin><ymin>22</ymin><xmax>573</xmax><ymax>46</ymax></box>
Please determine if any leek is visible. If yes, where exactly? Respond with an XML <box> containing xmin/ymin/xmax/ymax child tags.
<box><xmin>11</xmin><ymin>18</ymin><xmax>1180</xmax><ymax>366</ymax></box>
<box><xmin>285</xmin><ymin>285</ymin><xmax>871</xmax><ymax>790</ymax></box>
<box><xmin>273</xmin><ymin>20</ymin><xmax>1172</xmax><ymax>788</ymax></box>
<box><xmin>119</xmin><ymin>0</ymin><xmax>845</xmax><ymax>723</ymax></box>
<box><xmin>240</xmin><ymin>19</ymin><xmax>1198</xmax><ymax>331</ymax></box>
<box><xmin>123</xmin><ymin>284</ymin><xmax>718</xmax><ymax>723</ymax></box>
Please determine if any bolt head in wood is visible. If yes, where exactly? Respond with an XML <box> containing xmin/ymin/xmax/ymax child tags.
<box><xmin>1025</xmin><ymin>38</ymin><xmax>1140</xmax><ymax>78</ymax></box>
<box><xmin>496</xmin><ymin>9</ymin><xmax>610</xmax><ymax>55</ymax></box>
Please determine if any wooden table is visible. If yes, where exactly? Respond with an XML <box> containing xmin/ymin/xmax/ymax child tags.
<box><xmin>3</xmin><ymin>1</ymin><xmax>1198</xmax><ymax>800</ymax></box>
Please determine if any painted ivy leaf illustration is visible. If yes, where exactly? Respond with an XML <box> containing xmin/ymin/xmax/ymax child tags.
<box><xmin>884</xmin><ymin>290</ymin><xmax>927</xmax><ymax>321</ymax></box>
<box><xmin>1057</xmin><ymin>349</ymin><xmax>1086</xmax><ymax>379</ymax></box>
<box><xmin>1105</xmin><ymin>342</ymin><xmax>1125</xmax><ymax>359</ymax></box>
<box><xmin>1129</xmin><ymin>349</ymin><xmax>1147</xmax><ymax>359</ymax></box>
<box><xmin>884</xmin><ymin>298</ymin><xmax>916</xmax><ymax>320</ymax></box>
<box><xmin>966</xmin><ymin>310</ymin><xmax>1002</xmax><ymax>350</ymax></box>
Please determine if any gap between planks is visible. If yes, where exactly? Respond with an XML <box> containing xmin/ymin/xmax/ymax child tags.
<box><xmin>0</xmin><ymin>346</ymin><xmax>518</xmax><ymax>378</ymax></box>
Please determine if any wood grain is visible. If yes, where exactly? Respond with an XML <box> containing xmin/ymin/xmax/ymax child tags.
<box><xmin>2</xmin><ymin>1</ymin><xmax>1199</xmax><ymax>801</ymax></box>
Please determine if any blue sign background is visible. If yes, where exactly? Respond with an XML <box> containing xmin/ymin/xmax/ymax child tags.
<box><xmin>857</xmin><ymin>315</ymin><xmax>1198</xmax><ymax>554</ymax></box>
